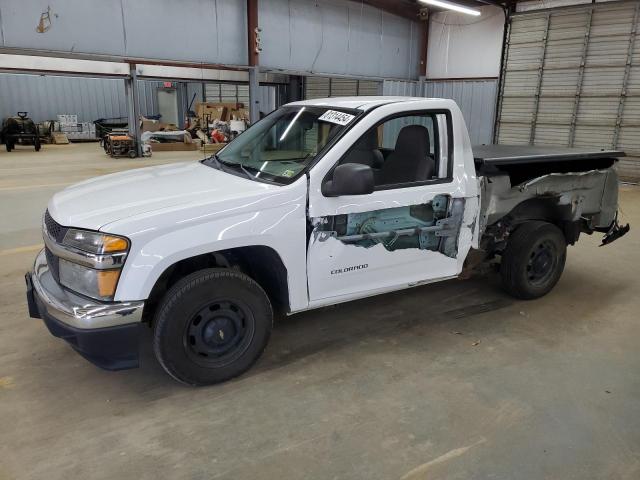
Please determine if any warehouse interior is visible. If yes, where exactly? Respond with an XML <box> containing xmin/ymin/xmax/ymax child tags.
<box><xmin>1</xmin><ymin>0</ymin><xmax>639</xmax><ymax>479</ymax></box>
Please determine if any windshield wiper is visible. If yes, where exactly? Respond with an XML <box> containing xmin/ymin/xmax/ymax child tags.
<box><xmin>216</xmin><ymin>154</ymin><xmax>256</xmax><ymax>181</ymax></box>
<box><xmin>235</xmin><ymin>162</ymin><xmax>257</xmax><ymax>181</ymax></box>
<box><xmin>260</xmin><ymin>153</ymin><xmax>314</xmax><ymax>163</ymax></box>
<box><xmin>205</xmin><ymin>153</ymin><xmax>221</xmax><ymax>168</ymax></box>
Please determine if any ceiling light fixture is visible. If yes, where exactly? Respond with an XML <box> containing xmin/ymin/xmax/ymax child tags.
<box><xmin>419</xmin><ymin>0</ymin><xmax>481</xmax><ymax>16</ymax></box>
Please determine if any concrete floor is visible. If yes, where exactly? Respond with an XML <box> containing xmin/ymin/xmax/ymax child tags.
<box><xmin>1</xmin><ymin>143</ymin><xmax>639</xmax><ymax>480</ymax></box>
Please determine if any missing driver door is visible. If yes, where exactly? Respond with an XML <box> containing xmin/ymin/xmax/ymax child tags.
<box><xmin>306</xmin><ymin>109</ymin><xmax>473</xmax><ymax>304</ymax></box>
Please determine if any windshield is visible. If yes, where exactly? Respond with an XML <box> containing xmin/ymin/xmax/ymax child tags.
<box><xmin>206</xmin><ymin>106</ymin><xmax>360</xmax><ymax>184</ymax></box>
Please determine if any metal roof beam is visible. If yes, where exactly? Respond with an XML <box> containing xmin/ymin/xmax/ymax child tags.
<box><xmin>348</xmin><ymin>0</ymin><xmax>422</xmax><ymax>21</ymax></box>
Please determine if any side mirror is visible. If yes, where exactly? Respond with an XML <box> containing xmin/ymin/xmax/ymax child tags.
<box><xmin>322</xmin><ymin>163</ymin><xmax>375</xmax><ymax>197</ymax></box>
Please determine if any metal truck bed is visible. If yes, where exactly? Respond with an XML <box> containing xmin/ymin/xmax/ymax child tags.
<box><xmin>473</xmin><ymin>145</ymin><xmax>624</xmax><ymax>166</ymax></box>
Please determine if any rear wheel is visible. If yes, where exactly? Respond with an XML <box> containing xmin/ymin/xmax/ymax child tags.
<box><xmin>153</xmin><ymin>268</ymin><xmax>273</xmax><ymax>386</ymax></box>
<box><xmin>34</xmin><ymin>138</ymin><xmax>41</xmax><ymax>151</ymax></box>
<box><xmin>5</xmin><ymin>142</ymin><xmax>13</xmax><ymax>152</ymax></box>
<box><xmin>500</xmin><ymin>221</ymin><xmax>567</xmax><ymax>300</ymax></box>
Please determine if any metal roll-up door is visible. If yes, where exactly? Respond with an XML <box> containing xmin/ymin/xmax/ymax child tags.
<box><xmin>204</xmin><ymin>83</ymin><xmax>222</xmax><ymax>102</ymax></box>
<box><xmin>205</xmin><ymin>83</ymin><xmax>249</xmax><ymax>105</ymax></box>
<box><xmin>329</xmin><ymin>78</ymin><xmax>359</xmax><ymax>96</ymax></box>
<box><xmin>304</xmin><ymin>77</ymin><xmax>331</xmax><ymax>99</ymax></box>
<box><xmin>358</xmin><ymin>80</ymin><xmax>382</xmax><ymax>96</ymax></box>
<box><xmin>303</xmin><ymin>76</ymin><xmax>381</xmax><ymax>100</ymax></box>
<box><xmin>496</xmin><ymin>2</ymin><xmax>640</xmax><ymax>181</ymax></box>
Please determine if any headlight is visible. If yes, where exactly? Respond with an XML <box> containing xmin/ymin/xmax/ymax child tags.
<box><xmin>63</xmin><ymin>229</ymin><xmax>129</xmax><ymax>254</ymax></box>
<box><xmin>55</xmin><ymin>228</ymin><xmax>130</xmax><ymax>300</ymax></box>
<box><xmin>59</xmin><ymin>260</ymin><xmax>121</xmax><ymax>301</ymax></box>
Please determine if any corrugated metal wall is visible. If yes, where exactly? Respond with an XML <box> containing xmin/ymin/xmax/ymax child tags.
<box><xmin>382</xmin><ymin>80</ymin><xmax>420</xmax><ymax>97</ymax></box>
<box><xmin>0</xmin><ymin>73</ymin><xmax>162</xmax><ymax>123</ymax></box>
<box><xmin>0</xmin><ymin>1</ymin><xmax>247</xmax><ymax>67</ymax></box>
<box><xmin>382</xmin><ymin>79</ymin><xmax>498</xmax><ymax>145</ymax></box>
<box><xmin>425</xmin><ymin>80</ymin><xmax>498</xmax><ymax>146</ymax></box>
<box><xmin>0</xmin><ymin>74</ymin><xmax>280</xmax><ymax>126</ymax></box>
<box><xmin>0</xmin><ymin>0</ymin><xmax>421</xmax><ymax>81</ymax></box>
<box><xmin>260</xmin><ymin>0</ymin><xmax>421</xmax><ymax>79</ymax></box>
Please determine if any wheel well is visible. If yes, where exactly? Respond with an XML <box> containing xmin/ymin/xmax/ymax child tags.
<box><xmin>481</xmin><ymin>197</ymin><xmax>582</xmax><ymax>259</ymax></box>
<box><xmin>142</xmin><ymin>246</ymin><xmax>289</xmax><ymax>324</ymax></box>
<box><xmin>505</xmin><ymin>197</ymin><xmax>583</xmax><ymax>244</ymax></box>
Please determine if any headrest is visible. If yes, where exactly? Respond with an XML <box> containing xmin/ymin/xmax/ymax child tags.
<box><xmin>395</xmin><ymin>125</ymin><xmax>430</xmax><ymax>157</ymax></box>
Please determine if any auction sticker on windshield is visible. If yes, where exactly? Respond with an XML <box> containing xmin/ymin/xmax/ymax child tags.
<box><xmin>319</xmin><ymin>110</ymin><xmax>355</xmax><ymax>126</ymax></box>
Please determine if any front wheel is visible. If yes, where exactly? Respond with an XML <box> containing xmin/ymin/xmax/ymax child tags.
<box><xmin>500</xmin><ymin>221</ymin><xmax>567</xmax><ymax>300</ymax></box>
<box><xmin>153</xmin><ymin>268</ymin><xmax>273</xmax><ymax>386</ymax></box>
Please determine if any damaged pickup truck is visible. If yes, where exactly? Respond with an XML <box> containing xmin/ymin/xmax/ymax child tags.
<box><xmin>26</xmin><ymin>97</ymin><xmax>629</xmax><ymax>385</ymax></box>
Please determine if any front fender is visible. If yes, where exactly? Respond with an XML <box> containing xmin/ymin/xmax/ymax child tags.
<box><xmin>109</xmin><ymin>183</ymin><xmax>309</xmax><ymax>312</ymax></box>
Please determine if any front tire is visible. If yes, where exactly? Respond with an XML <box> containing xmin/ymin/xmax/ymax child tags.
<box><xmin>153</xmin><ymin>268</ymin><xmax>273</xmax><ymax>386</ymax></box>
<box><xmin>500</xmin><ymin>221</ymin><xmax>567</xmax><ymax>300</ymax></box>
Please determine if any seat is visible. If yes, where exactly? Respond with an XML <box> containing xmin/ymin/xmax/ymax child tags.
<box><xmin>341</xmin><ymin>130</ymin><xmax>384</xmax><ymax>169</ymax></box>
<box><xmin>378</xmin><ymin>125</ymin><xmax>434</xmax><ymax>185</ymax></box>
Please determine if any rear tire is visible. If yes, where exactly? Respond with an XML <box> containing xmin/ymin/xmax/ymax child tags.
<box><xmin>153</xmin><ymin>268</ymin><xmax>273</xmax><ymax>386</ymax></box>
<box><xmin>5</xmin><ymin>142</ymin><xmax>13</xmax><ymax>152</ymax></box>
<box><xmin>500</xmin><ymin>221</ymin><xmax>567</xmax><ymax>300</ymax></box>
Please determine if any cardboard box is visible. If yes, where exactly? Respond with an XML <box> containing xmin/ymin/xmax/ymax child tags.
<box><xmin>202</xmin><ymin>142</ymin><xmax>227</xmax><ymax>154</ymax></box>
<box><xmin>202</xmin><ymin>102</ymin><xmax>243</xmax><ymax>110</ymax></box>
<box><xmin>52</xmin><ymin>132</ymin><xmax>70</xmax><ymax>144</ymax></box>
<box><xmin>141</xmin><ymin>119</ymin><xmax>161</xmax><ymax>133</ymax></box>
<box><xmin>227</xmin><ymin>108</ymin><xmax>249</xmax><ymax>121</ymax></box>
<box><xmin>195</xmin><ymin>102</ymin><xmax>246</xmax><ymax>122</ymax></box>
<box><xmin>141</xmin><ymin>120</ymin><xmax>179</xmax><ymax>133</ymax></box>
<box><xmin>196</xmin><ymin>103</ymin><xmax>227</xmax><ymax>122</ymax></box>
<box><xmin>151</xmin><ymin>142</ymin><xmax>199</xmax><ymax>152</ymax></box>
<box><xmin>57</xmin><ymin>114</ymin><xmax>78</xmax><ymax>123</ymax></box>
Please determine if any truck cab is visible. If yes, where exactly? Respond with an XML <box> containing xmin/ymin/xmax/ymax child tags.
<box><xmin>26</xmin><ymin>97</ymin><xmax>627</xmax><ymax>385</ymax></box>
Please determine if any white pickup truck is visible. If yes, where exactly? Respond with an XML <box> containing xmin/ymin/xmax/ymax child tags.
<box><xmin>26</xmin><ymin>97</ymin><xmax>629</xmax><ymax>385</ymax></box>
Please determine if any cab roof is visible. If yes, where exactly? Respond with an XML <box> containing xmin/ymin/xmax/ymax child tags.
<box><xmin>285</xmin><ymin>96</ymin><xmax>437</xmax><ymax>112</ymax></box>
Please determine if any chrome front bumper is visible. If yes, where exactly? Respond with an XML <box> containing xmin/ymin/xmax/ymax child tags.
<box><xmin>27</xmin><ymin>249</ymin><xmax>145</xmax><ymax>370</ymax></box>
<box><xmin>30</xmin><ymin>248</ymin><xmax>144</xmax><ymax>330</ymax></box>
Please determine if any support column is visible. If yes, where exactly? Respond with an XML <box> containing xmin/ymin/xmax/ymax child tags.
<box><xmin>286</xmin><ymin>76</ymin><xmax>303</xmax><ymax>103</ymax></box>
<box><xmin>127</xmin><ymin>63</ymin><xmax>142</xmax><ymax>157</ymax></box>
<box><xmin>419</xmin><ymin>12</ymin><xmax>429</xmax><ymax>79</ymax></box>
<box><xmin>248</xmin><ymin>66</ymin><xmax>260</xmax><ymax>124</ymax></box>
<box><xmin>124</xmin><ymin>75</ymin><xmax>132</xmax><ymax>124</ymax></box>
<box><xmin>247</xmin><ymin>0</ymin><xmax>260</xmax><ymax>124</ymax></box>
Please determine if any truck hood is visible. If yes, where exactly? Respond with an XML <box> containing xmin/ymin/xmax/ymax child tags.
<box><xmin>48</xmin><ymin>162</ymin><xmax>278</xmax><ymax>230</ymax></box>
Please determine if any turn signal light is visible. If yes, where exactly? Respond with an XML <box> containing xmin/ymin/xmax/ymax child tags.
<box><xmin>102</xmin><ymin>236</ymin><xmax>129</xmax><ymax>253</ymax></box>
<box><xmin>98</xmin><ymin>270</ymin><xmax>121</xmax><ymax>297</ymax></box>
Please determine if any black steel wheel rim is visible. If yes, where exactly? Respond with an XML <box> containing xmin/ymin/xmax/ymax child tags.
<box><xmin>184</xmin><ymin>299</ymin><xmax>255</xmax><ymax>367</ymax></box>
<box><xmin>526</xmin><ymin>239</ymin><xmax>557</xmax><ymax>286</ymax></box>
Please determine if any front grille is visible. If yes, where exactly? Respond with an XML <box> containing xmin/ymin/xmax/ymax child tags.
<box><xmin>44</xmin><ymin>210</ymin><xmax>68</xmax><ymax>243</ymax></box>
<box><xmin>43</xmin><ymin>210</ymin><xmax>67</xmax><ymax>284</ymax></box>
<box><xmin>45</xmin><ymin>246</ymin><xmax>60</xmax><ymax>283</ymax></box>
